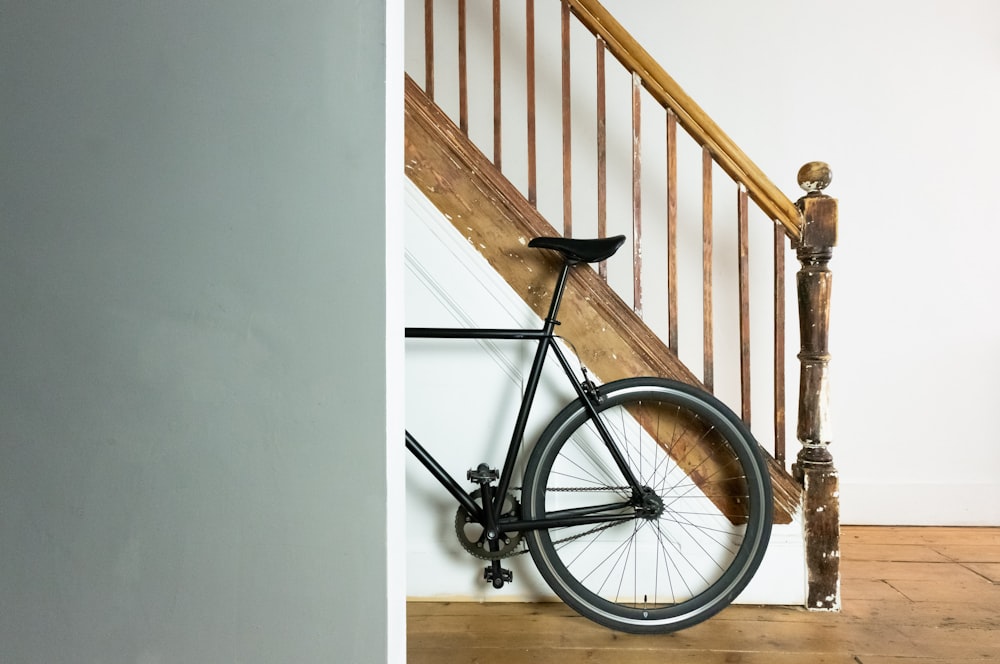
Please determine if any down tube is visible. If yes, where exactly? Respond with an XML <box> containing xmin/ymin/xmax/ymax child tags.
<box><xmin>405</xmin><ymin>430</ymin><xmax>482</xmax><ymax>520</ymax></box>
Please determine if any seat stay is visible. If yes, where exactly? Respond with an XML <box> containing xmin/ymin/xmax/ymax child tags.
<box><xmin>546</xmin><ymin>340</ymin><xmax>646</xmax><ymax>495</ymax></box>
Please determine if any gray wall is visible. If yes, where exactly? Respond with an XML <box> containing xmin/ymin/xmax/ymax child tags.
<box><xmin>1</xmin><ymin>1</ymin><xmax>394</xmax><ymax>661</ymax></box>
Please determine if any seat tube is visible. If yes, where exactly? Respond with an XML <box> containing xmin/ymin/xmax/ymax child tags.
<box><xmin>493</xmin><ymin>261</ymin><xmax>572</xmax><ymax>509</ymax></box>
<box><xmin>494</xmin><ymin>332</ymin><xmax>551</xmax><ymax>505</ymax></box>
<box><xmin>543</xmin><ymin>261</ymin><xmax>574</xmax><ymax>331</ymax></box>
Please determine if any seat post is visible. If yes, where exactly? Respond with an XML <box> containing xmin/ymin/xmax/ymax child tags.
<box><xmin>542</xmin><ymin>260</ymin><xmax>576</xmax><ymax>332</ymax></box>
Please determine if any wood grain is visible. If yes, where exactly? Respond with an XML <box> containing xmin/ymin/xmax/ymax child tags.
<box><xmin>409</xmin><ymin>526</ymin><xmax>1000</xmax><ymax>663</ymax></box>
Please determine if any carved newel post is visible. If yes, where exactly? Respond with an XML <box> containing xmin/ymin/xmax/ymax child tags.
<box><xmin>793</xmin><ymin>161</ymin><xmax>840</xmax><ymax>611</ymax></box>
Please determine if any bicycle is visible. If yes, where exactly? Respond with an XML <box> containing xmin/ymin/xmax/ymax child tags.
<box><xmin>405</xmin><ymin>234</ymin><xmax>773</xmax><ymax>633</ymax></box>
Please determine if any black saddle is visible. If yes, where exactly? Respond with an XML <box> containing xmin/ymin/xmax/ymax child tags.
<box><xmin>528</xmin><ymin>235</ymin><xmax>625</xmax><ymax>264</ymax></box>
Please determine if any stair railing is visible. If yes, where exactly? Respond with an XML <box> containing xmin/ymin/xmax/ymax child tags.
<box><xmin>407</xmin><ymin>0</ymin><xmax>839</xmax><ymax>609</ymax></box>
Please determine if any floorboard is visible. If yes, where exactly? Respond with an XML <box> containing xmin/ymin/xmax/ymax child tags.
<box><xmin>408</xmin><ymin>526</ymin><xmax>1000</xmax><ymax>663</ymax></box>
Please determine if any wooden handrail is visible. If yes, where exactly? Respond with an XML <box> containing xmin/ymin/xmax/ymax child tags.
<box><xmin>566</xmin><ymin>0</ymin><xmax>803</xmax><ymax>241</ymax></box>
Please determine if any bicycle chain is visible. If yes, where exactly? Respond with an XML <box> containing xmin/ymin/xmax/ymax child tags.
<box><xmin>497</xmin><ymin>486</ymin><xmax>633</xmax><ymax>558</ymax></box>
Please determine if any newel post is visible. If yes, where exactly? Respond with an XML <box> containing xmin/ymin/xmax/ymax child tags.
<box><xmin>792</xmin><ymin>161</ymin><xmax>840</xmax><ymax>611</ymax></box>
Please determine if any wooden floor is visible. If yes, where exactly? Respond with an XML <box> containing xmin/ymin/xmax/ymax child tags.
<box><xmin>408</xmin><ymin>526</ymin><xmax>1000</xmax><ymax>663</ymax></box>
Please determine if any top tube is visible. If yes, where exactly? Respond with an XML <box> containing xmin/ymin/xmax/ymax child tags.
<box><xmin>405</xmin><ymin>327</ymin><xmax>549</xmax><ymax>339</ymax></box>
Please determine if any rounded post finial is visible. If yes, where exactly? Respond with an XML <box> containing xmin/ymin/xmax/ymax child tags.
<box><xmin>797</xmin><ymin>161</ymin><xmax>832</xmax><ymax>194</ymax></box>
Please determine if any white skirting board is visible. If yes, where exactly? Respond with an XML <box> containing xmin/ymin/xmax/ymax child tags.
<box><xmin>404</xmin><ymin>180</ymin><xmax>807</xmax><ymax>605</ymax></box>
<box><xmin>841</xmin><ymin>482</ymin><xmax>1000</xmax><ymax>526</ymax></box>
<box><xmin>405</xmin><ymin>518</ymin><xmax>805</xmax><ymax>605</ymax></box>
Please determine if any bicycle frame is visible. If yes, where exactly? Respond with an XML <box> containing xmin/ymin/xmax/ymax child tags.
<box><xmin>405</xmin><ymin>260</ymin><xmax>644</xmax><ymax>537</ymax></box>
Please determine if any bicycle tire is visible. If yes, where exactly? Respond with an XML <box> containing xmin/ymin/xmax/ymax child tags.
<box><xmin>521</xmin><ymin>377</ymin><xmax>772</xmax><ymax>633</ymax></box>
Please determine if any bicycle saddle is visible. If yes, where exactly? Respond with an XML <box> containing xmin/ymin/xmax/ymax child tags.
<box><xmin>528</xmin><ymin>235</ymin><xmax>626</xmax><ymax>264</ymax></box>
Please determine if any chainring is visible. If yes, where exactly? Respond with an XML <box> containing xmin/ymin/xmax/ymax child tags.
<box><xmin>454</xmin><ymin>489</ymin><xmax>524</xmax><ymax>560</ymax></box>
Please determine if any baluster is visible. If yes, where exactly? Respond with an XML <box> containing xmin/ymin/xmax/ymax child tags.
<box><xmin>424</xmin><ymin>0</ymin><xmax>434</xmax><ymax>99</ymax></box>
<box><xmin>666</xmin><ymin>111</ymin><xmax>678</xmax><ymax>352</ymax></box>
<box><xmin>596</xmin><ymin>37</ymin><xmax>608</xmax><ymax>279</ymax></box>
<box><xmin>702</xmin><ymin>147</ymin><xmax>714</xmax><ymax>391</ymax></box>
<box><xmin>526</xmin><ymin>0</ymin><xmax>537</xmax><ymax>206</ymax></box>
<box><xmin>738</xmin><ymin>185</ymin><xmax>751</xmax><ymax>424</ymax></box>
<box><xmin>774</xmin><ymin>223</ymin><xmax>787</xmax><ymax>467</ymax></box>
<box><xmin>793</xmin><ymin>161</ymin><xmax>840</xmax><ymax>611</ymax></box>
<box><xmin>560</xmin><ymin>0</ymin><xmax>572</xmax><ymax>237</ymax></box>
<box><xmin>457</xmin><ymin>0</ymin><xmax>468</xmax><ymax>133</ymax></box>
<box><xmin>631</xmin><ymin>73</ymin><xmax>642</xmax><ymax>315</ymax></box>
<box><xmin>492</xmin><ymin>0</ymin><xmax>501</xmax><ymax>167</ymax></box>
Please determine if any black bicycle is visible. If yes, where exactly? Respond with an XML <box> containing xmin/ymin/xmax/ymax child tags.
<box><xmin>405</xmin><ymin>234</ymin><xmax>773</xmax><ymax>633</ymax></box>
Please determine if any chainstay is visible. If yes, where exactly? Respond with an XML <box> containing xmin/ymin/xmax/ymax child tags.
<box><xmin>508</xmin><ymin>519</ymin><xmax>626</xmax><ymax>556</ymax></box>
<box><xmin>508</xmin><ymin>486</ymin><xmax>633</xmax><ymax>557</ymax></box>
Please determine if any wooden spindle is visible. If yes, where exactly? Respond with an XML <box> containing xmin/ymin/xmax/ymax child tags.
<box><xmin>738</xmin><ymin>184</ymin><xmax>751</xmax><ymax>425</ymax></box>
<box><xmin>526</xmin><ymin>0</ymin><xmax>537</xmax><ymax>206</ymax></box>
<box><xmin>631</xmin><ymin>72</ymin><xmax>642</xmax><ymax>315</ymax></box>
<box><xmin>596</xmin><ymin>37</ymin><xmax>607</xmax><ymax>279</ymax></box>
<box><xmin>457</xmin><ymin>0</ymin><xmax>468</xmax><ymax>133</ymax></box>
<box><xmin>774</xmin><ymin>224</ymin><xmax>787</xmax><ymax>467</ymax></box>
<box><xmin>561</xmin><ymin>0</ymin><xmax>572</xmax><ymax>237</ymax></box>
<box><xmin>424</xmin><ymin>0</ymin><xmax>434</xmax><ymax>99</ymax></box>
<box><xmin>793</xmin><ymin>161</ymin><xmax>839</xmax><ymax>612</ymax></box>
<box><xmin>702</xmin><ymin>147</ymin><xmax>714</xmax><ymax>391</ymax></box>
<box><xmin>492</xmin><ymin>0</ymin><xmax>502</xmax><ymax>167</ymax></box>
<box><xmin>666</xmin><ymin>110</ymin><xmax>678</xmax><ymax>352</ymax></box>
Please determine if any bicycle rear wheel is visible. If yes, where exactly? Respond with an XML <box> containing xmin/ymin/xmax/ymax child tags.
<box><xmin>522</xmin><ymin>377</ymin><xmax>772</xmax><ymax>633</ymax></box>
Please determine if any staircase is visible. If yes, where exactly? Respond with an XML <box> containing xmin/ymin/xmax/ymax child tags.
<box><xmin>404</xmin><ymin>0</ymin><xmax>839</xmax><ymax>610</ymax></box>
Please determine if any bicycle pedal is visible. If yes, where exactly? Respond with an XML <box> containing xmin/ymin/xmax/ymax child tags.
<box><xmin>467</xmin><ymin>463</ymin><xmax>498</xmax><ymax>484</ymax></box>
<box><xmin>483</xmin><ymin>565</ymin><xmax>513</xmax><ymax>589</ymax></box>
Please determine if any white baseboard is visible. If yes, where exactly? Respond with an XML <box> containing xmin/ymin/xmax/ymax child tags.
<box><xmin>406</xmin><ymin>517</ymin><xmax>806</xmax><ymax>606</ymax></box>
<box><xmin>734</xmin><ymin>518</ymin><xmax>805</xmax><ymax>605</ymax></box>
<box><xmin>841</xmin><ymin>482</ymin><xmax>1000</xmax><ymax>526</ymax></box>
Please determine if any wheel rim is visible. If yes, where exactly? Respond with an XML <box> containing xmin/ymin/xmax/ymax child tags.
<box><xmin>525</xmin><ymin>383</ymin><xmax>771</xmax><ymax>630</ymax></box>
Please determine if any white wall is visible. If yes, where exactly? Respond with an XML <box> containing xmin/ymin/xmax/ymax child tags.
<box><xmin>599</xmin><ymin>0</ymin><xmax>1000</xmax><ymax>525</ymax></box>
<box><xmin>0</xmin><ymin>1</ymin><xmax>404</xmax><ymax>662</ymax></box>
<box><xmin>406</xmin><ymin>0</ymin><xmax>1000</xmax><ymax>526</ymax></box>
